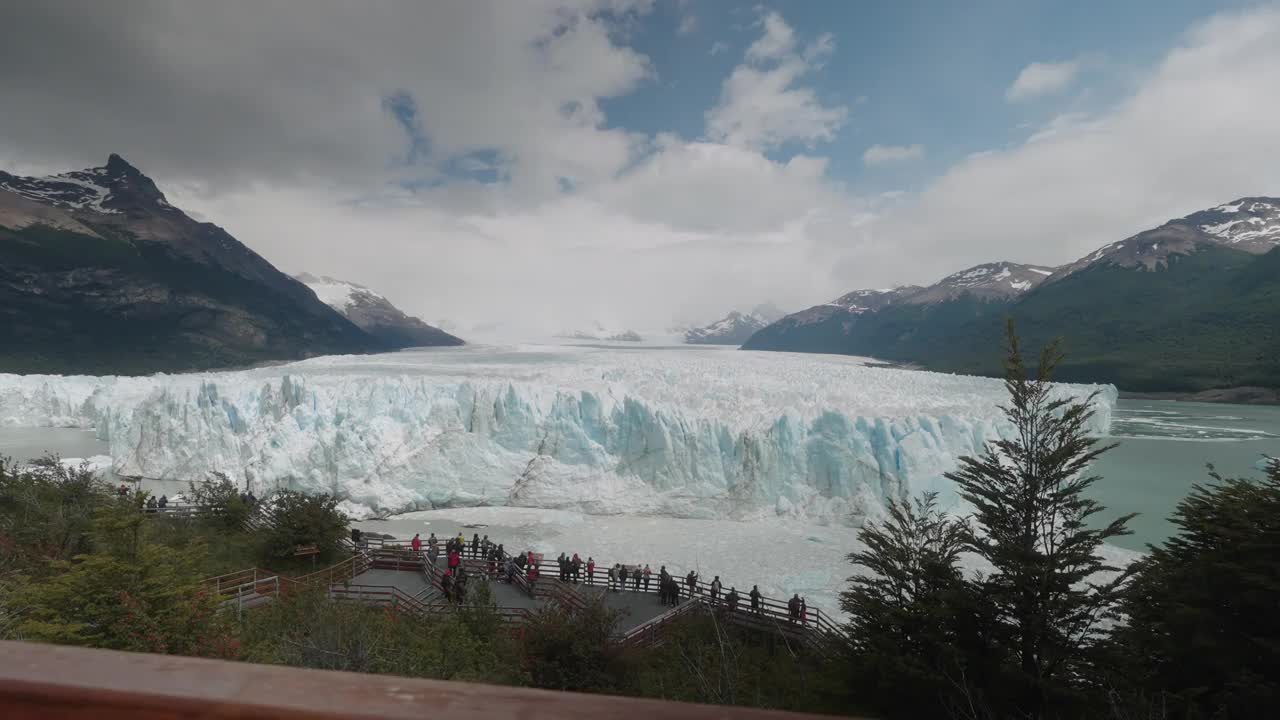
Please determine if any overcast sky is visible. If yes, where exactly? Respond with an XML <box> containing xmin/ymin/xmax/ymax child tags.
<box><xmin>2</xmin><ymin>1</ymin><xmax>1278</xmax><ymax>337</ymax></box>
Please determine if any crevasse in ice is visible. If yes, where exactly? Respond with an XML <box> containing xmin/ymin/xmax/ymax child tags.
<box><xmin>0</xmin><ymin>345</ymin><xmax>1115</xmax><ymax>523</ymax></box>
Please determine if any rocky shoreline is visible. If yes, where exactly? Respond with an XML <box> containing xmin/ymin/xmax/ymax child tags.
<box><xmin>1120</xmin><ymin>386</ymin><xmax>1280</xmax><ymax>405</ymax></box>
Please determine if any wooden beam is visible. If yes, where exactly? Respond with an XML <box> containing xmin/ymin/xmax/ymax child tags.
<box><xmin>0</xmin><ymin>641</ymin><xmax>844</xmax><ymax>720</ymax></box>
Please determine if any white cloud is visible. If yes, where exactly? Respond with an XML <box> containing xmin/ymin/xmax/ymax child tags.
<box><xmin>863</xmin><ymin>143</ymin><xmax>925</xmax><ymax>166</ymax></box>
<box><xmin>745</xmin><ymin>11</ymin><xmax>796</xmax><ymax>62</ymax></box>
<box><xmin>6</xmin><ymin>3</ymin><xmax>1278</xmax><ymax>338</ymax></box>
<box><xmin>866</xmin><ymin>6</ymin><xmax>1280</xmax><ymax>285</ymax></box>
<box><xmin>3</xmin><ymin>4</ymin><xmax>870</xmax><ymax>334</ymax></box>
<box><xmin>709</xmin><ymin>41</ymin><xmax>729</xmax><ymax>56</ymax></box>
<box><xmin>1006</xmin><ymin>59</ymin><xmax>1081</xmax><ymax>102</ymax></box>
<box><xmin>705</xmin><ymin>11</ymin><xmax>847</xmax><ymax>149</ymax></box>
<box><xmin>677</xmin><ymin>15</ymin><xmax>698</xmax><ymax>35</ymax></box>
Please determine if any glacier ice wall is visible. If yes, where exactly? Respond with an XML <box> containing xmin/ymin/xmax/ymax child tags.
<box><xmin>0</xmin><ymin>346</ymin><xmax>1116</xmax><ymax>523</ymax></box>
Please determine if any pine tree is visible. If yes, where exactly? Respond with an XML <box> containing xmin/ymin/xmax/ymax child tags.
<box><xmin>945</xmin><ymin>321</ymin><xmax>1135</xmax><ymax>715</ymax></box>
<box><xmin>1111</xmin><ymin>457</ymin><xmax>1280</xmax><ymax>717</ymax></box>
<box><xmin>839</xmin><ymin>492</ymin><xmax>977</xmax><ymax>717</ymax></box>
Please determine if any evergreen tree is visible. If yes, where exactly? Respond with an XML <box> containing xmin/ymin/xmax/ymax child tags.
<box><xmin>945</xmin><ymin>321</ymin><xmax>1135</xmax><ymax>715</ymax></box>
<box><xmin>839</xmin><ymin>492</ymin><xmax>978</xmax><ymax>717</ymax></box>
<box><xmin>1111</xmin><ymin>458</ymin><xmax>1280</xmax><ymax>718</ymax></box>
<box><xmin>257</xmin><ymin>490</ymin><xmax>349</xmax><ymax>565</ymax></box>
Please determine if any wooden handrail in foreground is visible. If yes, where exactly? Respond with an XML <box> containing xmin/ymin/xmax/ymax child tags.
<box><xmin>0</xmin><ymin>641</ymin><xmax>846</xmax><ymax>719</ymax></box>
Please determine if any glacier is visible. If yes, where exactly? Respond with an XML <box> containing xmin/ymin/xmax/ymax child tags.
<box><xmin>0</xmin><ymin>344</ymin><xmax>1116</xmax><ymax>523</ymax></box>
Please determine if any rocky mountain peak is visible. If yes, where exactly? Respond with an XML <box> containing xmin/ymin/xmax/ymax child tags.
<box><xmin>906</xmin><ymin>261</ymin><xmax>1057</xmax><ymax>304</ymax></box>
<box><xmin>1052</xmin><ymin>197</ymin><xmax>1280</xmax><ymax>280</ymax></box>
<box><xmin>0</xmin><ymin>154</ymin><xmax>172</xmax><ymax>216</ymax></box>
<box><xmin>1184</xmin><ymin>196</ymin><xmax>1280</xmax><ymax>253</ymax></box>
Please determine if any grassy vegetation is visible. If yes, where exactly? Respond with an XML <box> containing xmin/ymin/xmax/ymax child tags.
<box><xmin>0</xmin><ymin>454</ymin><xmax>845</xmax><ymax>714</ymax></box>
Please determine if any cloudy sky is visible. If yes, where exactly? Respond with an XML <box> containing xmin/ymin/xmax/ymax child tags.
<box><xmin>2</xmin><ymin>0</ymin><xmax>1278</xmax><ymax>337</ymax></box>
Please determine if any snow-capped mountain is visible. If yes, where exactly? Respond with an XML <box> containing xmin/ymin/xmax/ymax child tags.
<box><xmin>745</xmin><ymin>197</ymin><xmax>1280</xmax><ymax>393</ymax></box>
<box><xmin>1187</xmin><ymin>197</ymin><xmax>1280</xmax><ymax>252</ymax></box>
<box><xmin>1054</xmin><ymin>196</ymin><xmax>1280</xmax><ymax>278</ymax></box>
<box><xmin>558</xmin><ymin>322</ymin><xmax>643</xmax><ymax>342</ymax></box>
<box><xmin>0</xmin><ymin>155</ymin><xmax>167</xmax><ymax>216</ymax></box>
<box><xmin>908</xmin><ymin>262</ymin><xmax>1057</xmax><ymax>304</ymax></box>
<box><xmin>294</xmin><ymin>273</ymin><xmax>463</xmax><ymax>348</ymax></box>
<box><xmin>685</xmin><ymin>303</ymin><xmax>786</xmax><ymax>345</ymax></box>
<box><xmin>1</xmin><ymin>154</ymin><xmax>380</xmax><ymax>374</ymax></box>
<box><xmin>754</xmin><ymin>262</ymin><xmax>1052</xmax><ymax>339</ymax></box>
<box><xmin>827</xmin><ymin>286</ymin><xmax>922</xmax><ymax>313</ymax></box>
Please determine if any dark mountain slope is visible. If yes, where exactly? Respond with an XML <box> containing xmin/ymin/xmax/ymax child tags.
<box><xmin>0</xmin><ymin>155</ymin><xmax>382</xmax><ymax>375</ymax></box>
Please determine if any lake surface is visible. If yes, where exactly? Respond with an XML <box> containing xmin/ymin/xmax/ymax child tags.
<box><xmin>1088</xmin><ymin>400</ymin><xmax>1280</xmax><ymax>551</ymax></box>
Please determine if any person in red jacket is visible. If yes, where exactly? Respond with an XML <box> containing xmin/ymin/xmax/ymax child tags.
<box><xmin>410</xmin><ymin>533</ymin><xmax>422</xmax><ymax>553</ymax></box>
<box><xmin>586</xmin><ymin>557</ymin><xmax>596</xmax><ymax>585</ymax></box>
<box><xmin>448</xmin><ymin>548</ymin><xmax>460</xmax><ymax>573</ymax></box>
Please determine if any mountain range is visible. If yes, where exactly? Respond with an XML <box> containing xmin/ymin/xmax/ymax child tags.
<box><xmin>294</xmin><ymin>273</ymin><xmax>462</xmax><ymax>349</ymax></box>
<box><xmin>744</xmin><ymin>198</ymin><xmax>1280</xmax><ymax>393</ymax></box>
<box><xmin>684</xmin><ymin>303</ymin><xmax>786</xmax><ymax>345</ymax></box>
<box><xmin>0</xmin><ymin>155</ymin><xmax>460</xmax><ymax>375</ymax></box>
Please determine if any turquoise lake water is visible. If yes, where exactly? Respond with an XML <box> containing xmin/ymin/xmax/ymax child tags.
<box><xmin>1088</xmin><ymin>400</ymin><xmax>1280</xmax><ymax>551</ymax></box>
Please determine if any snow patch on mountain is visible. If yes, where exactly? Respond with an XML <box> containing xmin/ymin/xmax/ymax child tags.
<box><xmin>684</xmin><ymin>303</ymin><xmax>787</xmax><ymax>345</ymax></box>
<box><xmin>295</xmin><ymin>272</ymin><xmax>384</xmax><ymax>311</ymax></box>
<box><xmin>558</xmin><ymin>322</ymin><xmax>643</xmax><ymax>342</ymax></box>
<box><xmin>0</xmin><ymin>168</ymin><xmax>120</xmax><ymax>215</ymax></box>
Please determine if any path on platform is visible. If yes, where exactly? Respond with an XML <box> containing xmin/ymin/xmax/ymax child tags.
<box><xmin>349</xmin><ymin>568</ymin><xmax>680</xmax><ymax>632</ymax></box>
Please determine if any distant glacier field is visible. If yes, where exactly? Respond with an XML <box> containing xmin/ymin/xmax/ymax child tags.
<box><xmin>0</xmin><ymin>343</ymin><xmax>1116</xmax><ymax>526</ymax></box>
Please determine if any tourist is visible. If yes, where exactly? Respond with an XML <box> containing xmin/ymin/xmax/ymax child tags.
<box><xmin>158</xmin><ymin>495</ymin><xmax>168</xmax><ymax>509</ymax></box>
<box><xmin>750</xmin><ymin>585</ymin><xmax>762</xmax><ymax>614</ymax></box>
<box><xmin>411</xmin><ymin>533</ymin><xmax>422</xmax><ymax>554</ymax></box>
<box><xmin>455</xmin><ymin>567</ymin><xmax>468</xmax><ymax>603</ymax></box>
<box><xmin>725</xmin><ymin>587</ymin><xmax>739</xmax><ymax>613</ymax></box>
<box><xmin>448</xmin><ymin>547</ymin><xmax>460</xmax><ymax>574</ymax></box>
<box><xmin>482</xmin><ymin>534</ymin><xmax>491</xmax><ymax>554</ymax></box>
<box><xmin>488</xmin><ymin>546</ymin><xmax>498</xmax><ymax>576</ymax></box>
<box><xmin>527</xmin><ymin>563</ymin><xmax>538</xmax><ymax>584</ymax></box>
<box><xmin>619</xmin><ymin>564</ymin><xmax>630</xmax><ymax>591</ymax></box>
<box><xmin>571</xmin><ymin>553</ymin><xmax>582</xmax><ymax>583</ymax></box>
<box><xmin>710</xmin><ymin>576</ymin><xmax>721</xmax><ymax>604</ymax></box>
<box><xmin>471</xmin><ymin>533</ymin><xmax>480</xmax><ymax>558</ymax></box>
<box><xmin>608</xmin><ymin>564</ymin><xmax>618</xmax><ymax>591</ymax></box>
<box><xmin>633</xmin><ymin>565</ymin><xmax>641</xmax><ymax>590</ymax></box>
<box><xmin>685</xmin><ymin>571</ymin><xmax>697</xmax><ymax>598</ymax></box>
<box><xmin>586</xmin><ymin>557</ymin><xmax>595</xmax><ymax>585</ymax></box>
<box><xmin>787</xmin><ymin>594</ymin><xmax>801</xmax><ymax>624</ymax></box>
<box><xmin>800</xmin><ymin>597</ymin><xmax>808</xmax><ymax>627</ymax></box>
<box><xmin>557</xmin><ymin>552</ymin><xmax>567</xmax><ymax>582</ymax></box>
<box><xmin>440</xmin><ymin>570</ymin><xmax>453</xmax><ymax>600</ymax></box>
<box><xmin>643</xmin><ymin>564</ymin><xmax>652</xmax><ymax>592</ymax></box>
<box><xmin>145</xmin><ymin>496</ymin><xmax>157</xmax><ymax>513</ymax></box>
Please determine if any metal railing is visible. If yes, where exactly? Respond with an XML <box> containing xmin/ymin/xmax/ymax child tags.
<box><xmin>202</xmin><ymin>527</ymin><xmax>846</xmax><ymax>653</ymax></box>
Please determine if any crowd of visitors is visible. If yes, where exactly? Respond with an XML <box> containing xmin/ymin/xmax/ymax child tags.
<box><xmin>398</xmin><ymin>530</ymin><xmax>811</xmax><ymax>626</ymax></box>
